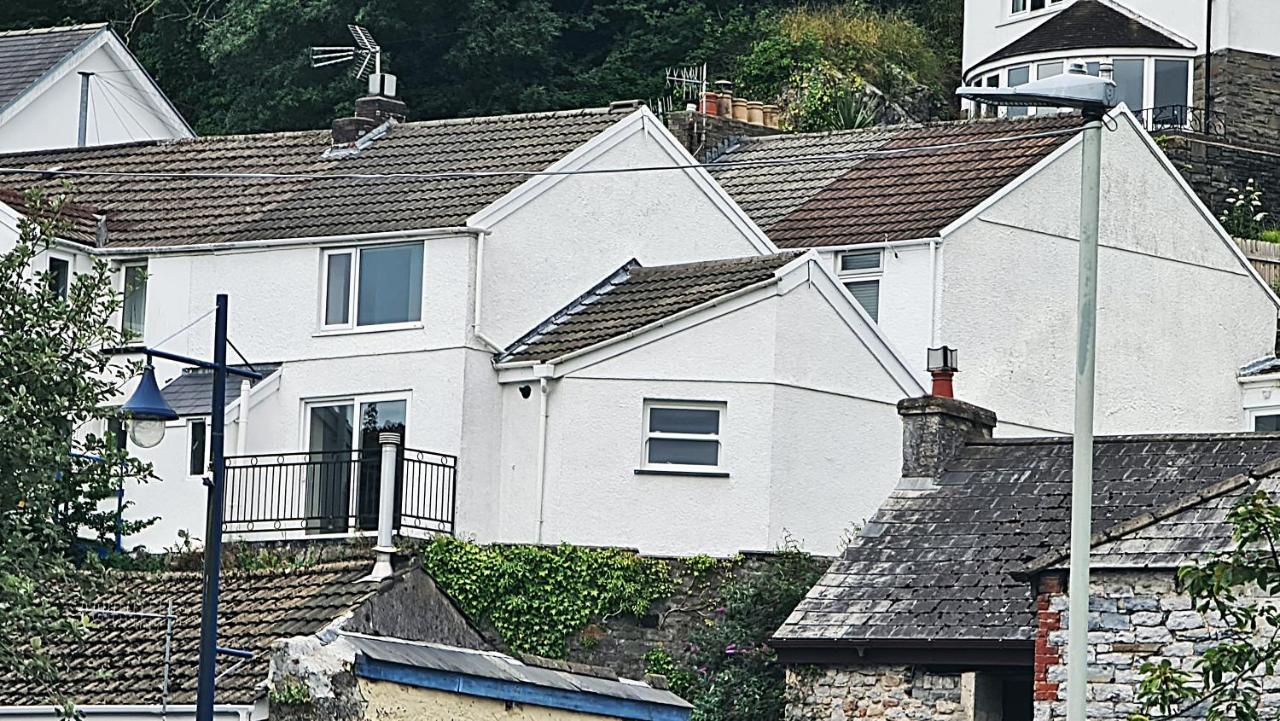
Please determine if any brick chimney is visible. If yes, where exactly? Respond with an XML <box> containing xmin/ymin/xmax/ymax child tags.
<box><xmin>897</xmin><ymin>396</ymin><xmax>996</xmax><ymax>482</ymax></box>
<box><xmin>333</xmin><ymin>73</ymin><xmax>407</xmax><ymax>145</ymax></box>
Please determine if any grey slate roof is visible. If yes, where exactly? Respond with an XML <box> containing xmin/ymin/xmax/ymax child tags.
<box><xmin>0</xmin><ymin>108</ymin><xmax>628</xmax><ymax>247</ymax></box>
<box><xmin>774</xmin><ymin>434</ymin><xmax>1280</xmax><ymax>648</ymax></box>
<box><xmin>710</xmin><ymin>116</ymin><xmax>1080</xmax><ymax>248</ymax></box>
<box><xmin>0</xmin><ymin>24</ymin><xmax>105</xmax><ymax>111</ymax></box>
<box><xmin>161</xmin><ymin>363</ymin><xmax>281</xmax><ymax>416</ymax></box>
<box><xmin>498</xmin><ymin>252</ymin><xmax>801</xmax><ymax>363</ymax></box>
<box><xmin>348</xmin><ymin>634</ymin><xmax>692</xmax><ymax>710</ymax></box>
<box><xmin>971</xmin><ymin>0</ymin><xmax>1192</xmax><ymax>73</ymax></box>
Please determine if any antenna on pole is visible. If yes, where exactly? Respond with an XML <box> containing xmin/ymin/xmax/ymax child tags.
<box><xmin>310</xmin><ymin>24</ymin><xmax>383</xmax><ymax>80</ymax></box>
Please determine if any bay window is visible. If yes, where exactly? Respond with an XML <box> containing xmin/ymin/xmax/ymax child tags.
<box><xmin>321</xmin><ymin>242</ymin><xmax>424</xmax><ymax>330</ymax></box>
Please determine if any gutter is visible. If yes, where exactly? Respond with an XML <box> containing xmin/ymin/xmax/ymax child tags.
<box><xmin>82</xmin><ymin>226</ymin><xmax>487</xmax><ymax>256</ymax></box>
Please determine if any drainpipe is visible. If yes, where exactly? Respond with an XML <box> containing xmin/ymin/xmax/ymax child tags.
<box><xmin>235</xmin><ymin>379</ymin><xmax>251</xmax><ymax>455</ymax></box>
<box><xmin>928</xmin><ymin>238</ymin><xmax>939</xmax><ymax>347</ymax></box>
<box><xmin>77</xmin><ymin>72</ymin><xmax>93</xmax><ymax>147</ymax></box>
<box><xmin>1204</xmin><ymin>0</ymin><xmax>1214</xmax><ymax>118</ymax></box>
<box><xmin>533</xmin><ymin>366</ymin><xmax>554</xmax><ymax>543</ymax></box>
<box><xmin>471</xmin><ymin>229</ymin><xmax>503</xmax><ymax>352</ymax></box>
<box><xmin>369</xmin><ymin>431</ymin><xmax>401</xmax><ymax>581</ymax></box>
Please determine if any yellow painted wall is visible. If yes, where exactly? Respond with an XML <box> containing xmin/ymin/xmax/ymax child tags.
<box><xmin>358</xmin><ymin>678</ymin><xmax>628</xmax><ymax>721</ymax></box>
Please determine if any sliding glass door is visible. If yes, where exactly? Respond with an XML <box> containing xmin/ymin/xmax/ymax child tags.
<box><xmin>305</xmin><ymin>396</ymin><xmax>407</xmax><ymax>533</ymax></box>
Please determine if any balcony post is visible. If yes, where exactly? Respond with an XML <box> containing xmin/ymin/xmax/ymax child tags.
<box><xmin>369</xmin><ymin>431</ymin><xmax>401</xmax><ymax>580</ymax></box>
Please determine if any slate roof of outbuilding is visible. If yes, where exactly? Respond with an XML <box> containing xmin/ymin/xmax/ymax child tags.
<box><xmin>970</xmin><ymin>0</ymin><xmax>1192</xmax><ymax>72</ymax></box>
<box><xmin>0</xmin><ymin>107</ymin><xmax>628</xmax><ymax>248</ymax></box>
<box><xmin>773</xmin><ymin>434</ymin><xmax>1280</xmax><ymax>647</ymax></box>
<box><xmin>498</xmin><ymin>252</ymin><xmax>801</xmax><ymax>363</ymax></box>
<box><xmin>0</xmin><ymin>24</ymin><xmax>106</xmax><ymax>110</ymax></box>
<box><xmin>710</xmin><ymin>116</ymin><xmax>1081</xmax><ymax>248</ymax></box>
<box><xmin>0</xmin><ymin>561</ymin><xmax>380</xmax><ymax>706</ymax></box>
<box><xmin>160</xmin><ymin>363</ymin><xmax>281</xmax><ymax>416</ymax></box>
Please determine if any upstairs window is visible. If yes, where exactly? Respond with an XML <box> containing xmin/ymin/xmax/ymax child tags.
<box><xmin>643</xmin><ymin>401</ymin><xmax>724</xmax><ymax>471</ymax></box>
<box><xmin>1006</xmin><ymin>66</ymin><xmax>1031</xmax><ymax>117</ymax></box>
<box><xmin>321</xmin><ymin>243</ymin><xmax>424</xmax><ymax>330</ymax></box>
<box><xmin>1011</xmin><ymin>0</ymin><xmax>1065</xmax><ymax>15</ymax></box>
<box><xmin>48</xmin><ymin>256</ymin><xmax>70</xmax><ymax>298</ymax></box>
<box><xmin>189</xmin><ymin>418</ymin><xmax>209</xmax><ymax>476</ymax></box>
<box><xmin>121</xmin><ymin>262</ymin><xmax>147</xmax><ymax>338</ymax></box>
<box><xmin>838</xmin><ymin>250</ymin><xmax>882</xmax><ymax>322</ymax></box>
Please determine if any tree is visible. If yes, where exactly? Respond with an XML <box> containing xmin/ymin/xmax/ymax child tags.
<box><xmin>1133</xmin><ymin>489</ymin><xmax>1280</xmax><ymax>721</ymax></box>
<box><xmin>0</xmin><ymin>188</ymin><xmax>152</xmax><ymax>703</ymax></box>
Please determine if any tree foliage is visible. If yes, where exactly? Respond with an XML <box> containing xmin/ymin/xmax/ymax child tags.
<box><xmin>1134</xmin><ymin>489</ymin><xmax>1280</xmax><ymax>721</ymax></box>
<box><xmin>0</xmin><ymin>0</ymin><xmax>960</xmax><ymax>135</ymax></box>
<box><xmin>0</xmin><ymin>188</ymin><xmax>152</xmax><ymax>701</ymax></box>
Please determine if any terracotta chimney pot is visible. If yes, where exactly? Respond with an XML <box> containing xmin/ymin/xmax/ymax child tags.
<box><xmin>746</xmin><ymin>100</ymin><xmax>764</xmax><ymax>126</ymax></box>
<box><xmin>731</xmin><ymin>98</ymin><xmax>748</xmax><ymax>122</ymax></box>
<box><xmin>717</xmin><ymin>92</ymin><xmax>733</xmax><ymax>118</ymax></box>
<box><xmin>701</xmin><ymin>91</ymin><xmax>719</xmax><ymax>115</ymax></box>
<box><xmin>763</xmin><ymin>104</ymin><xmax>780</xmax><ymax>129</ymax></box>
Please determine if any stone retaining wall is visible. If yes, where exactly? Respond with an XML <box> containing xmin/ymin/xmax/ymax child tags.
<box><xmin>1157</xmin><ymin>132</ymin><xmax>1280</xmax><ymax>223</ymax></box>
<box><xmin>784</xmin><ymin>665</ymin><xmax>968</xmax><ymax>721</ymax></box>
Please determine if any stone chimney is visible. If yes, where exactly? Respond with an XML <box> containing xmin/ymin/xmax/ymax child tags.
<box><xmin>897</xmin><ymin>396</ymin><xmax>996</xmax><ymax>483</ymax></box>
<box><xmin>332</xmin><ymin>72</ymin><xmax>407</xmax><ymax>145</ymax></box>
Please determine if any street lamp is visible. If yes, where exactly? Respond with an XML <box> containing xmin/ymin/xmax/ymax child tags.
<box><xmin>957</xmin><ymin>62</ymin><xmax>1116</xmax><ymax>721</ymax></box>
<box><xmin>111</xmin><ymin>294</ymin><xmax>260</xmax><ymax>721</ymax></box>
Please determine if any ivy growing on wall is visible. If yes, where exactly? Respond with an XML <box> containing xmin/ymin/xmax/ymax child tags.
<box><xmin>420</xmin><ymin>536</ymin><xmax>673</xmax><ymax>658</ymax></box>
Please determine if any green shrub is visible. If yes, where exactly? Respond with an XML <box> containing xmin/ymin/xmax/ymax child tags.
<box><xmin>1220</xmin><ymin>179</ymin><xmax>1271</xmax><ymax>239</ymax></box>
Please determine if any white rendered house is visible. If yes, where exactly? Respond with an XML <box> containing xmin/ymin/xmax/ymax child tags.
<box><xmin>0</xmin><ymin>23</ymin><xmax>192</xmax><ymax>152</ymax></box>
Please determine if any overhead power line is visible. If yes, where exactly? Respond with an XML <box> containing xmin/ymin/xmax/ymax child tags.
<box><xmin>0</xmin><ymin>126</ymin><xmax>1082</xmax><ymax>184</ymax></box>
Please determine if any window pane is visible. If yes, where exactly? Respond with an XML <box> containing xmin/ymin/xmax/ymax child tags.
<box><xmin>1037</xmin><ymin>62</ymin><xmax>1062</xmax><ymax>79</ymax></box>
<box><xmin>1257</xmin><ymin>415</ymin><xmax>1280</xmax><ymax>432</ymax></box>
<box><xmin>1007</xmin><ymin>67</ymin><xmax>1030</xmax><ymax>116</ymax></box>
<box><xmin>189</xmin><ymin>419</ymin><xmax>207</xmax><ymax>476</ymax></box>
<box><xmin>648</xmin><ymin>438</ymin><xmax>719</xmax><ymax>466</ymax></box>
<box><xmin>1030</xmin><ymin>0</ymin><xmax>1045</xmax><ymax>10</ymax></box>
<box><xmin>1086</xmin><ymin>62</ymin><xmax>1100</xmax><ymax>77</ymax></box>
<box><xmin>357</xmin><ymin>243</ymin><xmax>423</xmax><ymax>326</ymax></box>
<box><xmin>840</xmin><ymin>251</ymin><xmax>881</xmax><ymax>272</ymax></box>
<box><xmin>1113</xmin><ymin>58</ymin><xmax>1145</xmax><ymax>112</ymax></box>
<box><xmin>122</xmin><ymin>264</ymin><xmax>147</xmax><ymax>337</ymax></box>
<box><xmin>846</xmin><ymin>280</ymin><xmax>880</xmax><ymax>322</ymax></box>
<box><xmin>1153</xmin><ymin>59</ymin><xmax>1189</xmax><ymax>124</ymax></box>
<box><xmin>325</xmin><ymin>253</ymin><xmax>352</xmax><ymax>326</ymax></box>
<box><xmin>650</xmin><ymin>407</ymin><xmax>719</xmax><ymax>435</ymax></box>
<box><xmin>1011</xmin><ymin>0</ymin><xmax>1026</xmax><ymax>12</ymax></box>
<box><xmin>48</xmin><ymin>257</ymin><xmax>70</xmax><ymax>298</ymax></box>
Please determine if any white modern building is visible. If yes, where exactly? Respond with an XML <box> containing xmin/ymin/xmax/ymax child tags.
<box><xmin>960</xmin><ymin>0</ymin><xmax>1280</xmax><ymax>130</ymax></box>
<box><xmin>0</xmin><ymin>23</ymin><xmax>192</xmax><ymax>152</ymax></box>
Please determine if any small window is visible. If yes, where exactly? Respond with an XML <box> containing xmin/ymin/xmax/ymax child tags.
<box><xmin>322</xmin><ymin>243</ymin><xmax>424</xmax><ymax>329</ymax></box>
<box><xmin>48</xmin><ymin>256</ymin><xmax>70</xmax><ymax>298</ymax></box>
<box><xmin>837</xmin><ymin>250</ymin><xmax>882</xmax><ymax>322</ymax></box>
<box><xmin>644</xmin><ymin>402</ymin><xmax>723</xmax><ymax>470</ymax></box>
<box><xmin>189</xmin><ymin>418</ymin><xmax>208</xmax><ymax>476</ymax></box>
<box><xmin>1113</xmin><ymin>58</ymin><xmax>1145</xmax><ymax>113</ymax></box>
<box><xmin>1006</xmin><ymin>66</ymin><xmax>1031</xmax><ymax>116</ymax></box>
<box><xmin>1256</xmin><ymin>415</ymin><xmax>1280</xmax><ymax>432</ymax></box>
<box><xmin>122</xmin><ymin>262</ymin><xmax>147</xmax><ymax>338</ymax></box>
<box><xmin>1037</xmin><ymin>61</ymin><xmax>1063</xmax><ymax>80</ymax></box>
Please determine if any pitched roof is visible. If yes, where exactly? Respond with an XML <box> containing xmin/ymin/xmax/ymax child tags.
<box><xmin>773</xmin><ymin>434</ymin><xmax>1280</xmax><ymax>648</ymax></box>
<box><xmin>0</xmin><ymin>108</ymin><xmax>629</xmax><ymax>248</ymax></box>
<box><xmin>161</xmin><ymin>363</ymin><xmax>282</xmax><ymax>416</ymax></box>
<box><xmin>710</xmin><ymin>116</ymin><xmax>1081</xmax><ymax>248</ymax></box>
<box><xmin>0</xmin><ymin>561</ymin><xmax>378</xmax><ymax>706</ymax></box>
<box><xmin>498</xmin><ymin>252</ymin><xmax>801</xmax><ymax>363</ymax></box>
<box><xmin>971</xmin><ymin>0</ymin><xmax>1192</xmax><ymax>72</ymax></box>
<box><xmin>0</xmin><ymin>24</ymin><xmax>106</xmax><ymax>111</ymax></box>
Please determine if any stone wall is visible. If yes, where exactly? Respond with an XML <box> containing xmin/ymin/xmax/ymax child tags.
<box><xmin>663</xmin><ymin>110</ymin><xmax>778</xmax><ymax>162</ymax></box>
<box><xmin>1036</xmin><ymin>570</ymin><xmax>1252</xmax><ymax>721</ymax></box>
<box><xmin>784</xmin><ymin>664</ymin><xmax>968</xmax><ymax>721</ymax></box>
<box><xmin>1195</xmin><ymin>49</ymin><xmax>1280</xmax><ymax>150</ymax></box>
<box><xmin>1155</xmin><ymin>132</ymin><xmax>1280</xmax><ymax>221</ymax></box>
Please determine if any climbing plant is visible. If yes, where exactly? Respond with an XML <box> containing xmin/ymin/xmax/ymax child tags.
<box><xmin>420</xmin><ymin>536</ymin><xmax>673</xmax><ymax>658</ymax></box>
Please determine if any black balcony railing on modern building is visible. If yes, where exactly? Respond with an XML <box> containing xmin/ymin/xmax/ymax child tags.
<box><xmin>1133</xmin><ymin>105</ymin><xmax>1227</xmax><ymax>138</ymax></box>
<box><xmin>222</xmin><ymin>447</ymin><xmax>456</xmax><ymax>538</ymax></box>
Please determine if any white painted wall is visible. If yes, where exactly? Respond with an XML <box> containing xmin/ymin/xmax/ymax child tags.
<box><xmin>938</xmin><ymin>114</ymin><xmax>1274</xmax><ymax>436</ymax></box>
<box><xmin>0</xmin><ymin>34</ymin><xmax>190</xmax><ymax>153</ymax></box>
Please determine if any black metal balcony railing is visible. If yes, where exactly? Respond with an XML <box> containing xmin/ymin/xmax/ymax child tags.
<box><xmin>1133</xmin><ymin>105</ymin><xmax>1227</xmax><ymax>138</ymax></box>
<box><xmin>222</xmin><ymin>447</ymin><xmax>456</xmax><ymax>538</ymax></box>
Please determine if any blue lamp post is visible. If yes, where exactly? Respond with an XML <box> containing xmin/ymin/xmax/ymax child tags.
<box><xmin>115</xmin><ymin>294</ymin><xmax>260</xmax><ymax>721</ymax></box>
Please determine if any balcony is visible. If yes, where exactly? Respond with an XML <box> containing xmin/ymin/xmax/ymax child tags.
<box><xmin>1134</xmin><ymin>105</ymin><xmax>1227</xmax><ymax>138</ymax></box>
<box><xmin>222</xmin><ymin>447</ymin><xmax>456</xmax><ymax>540</ymax></box>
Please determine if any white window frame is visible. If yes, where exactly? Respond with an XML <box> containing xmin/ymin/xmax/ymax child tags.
<box><xmin>836</xmin><ymin>249</ymin><xmax>883</xmax><ymax>321</ymax></box>
<box><xmin>318</xmin><ymin>242</ymin><xmax>426</xmax><ymax>333</ymax></box>
<box><xmin>120</xmin><ymin>260</ymin><xmax>148</xmax><ymax>338</ymax></box>
<box><xmin>188</xmin><ymin>417</ymin><xmax>210</xmax><ymax>478</ymax></box>
<box><xmin>46</xmin><ymin>251</ymin><xmax>73</xmax><ymax>298</ymax></box>
<box><xmin>639</xmin><ymin>400</ymin><xmax>727</xmax><ymax>475</ymax></box>
<box><xmin>301</xmin><ymin>391</ymin><xmax>413</xmax><ymax>451</ymax></box>
<box><xmin>1009</xmin><ymin>0</ymin><xmax>1066</xmax><ymax>20</ymax></box>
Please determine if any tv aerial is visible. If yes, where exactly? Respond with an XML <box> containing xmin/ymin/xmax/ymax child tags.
<box><xmin>310</xmin><ymin>24</ymin><xmax>382</xmax><ymax>79</ymax></box>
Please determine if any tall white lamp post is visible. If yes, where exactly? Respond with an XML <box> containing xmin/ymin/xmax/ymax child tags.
<box><xmin>957</xmin><ymin>63</ymin><xmax>1117</xmax><ymax>721</ymax></box>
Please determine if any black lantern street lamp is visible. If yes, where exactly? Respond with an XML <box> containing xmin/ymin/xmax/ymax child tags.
<box><xmin>113</xmin><ymin>294</ymin><xmax>260</xmax><ymax>721</ymax></box>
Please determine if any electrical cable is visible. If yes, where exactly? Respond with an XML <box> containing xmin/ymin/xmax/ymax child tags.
<box><xmin>151</xmin><ymin>306</ymin><xmax>215</xmax><ymax>349</ymax></box>
<box><xmin>0</xmin><ymin>125</ymin><xmax>1084</xmax><ymax>183</ymax></box>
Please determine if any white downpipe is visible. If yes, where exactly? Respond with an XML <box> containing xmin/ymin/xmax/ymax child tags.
<box><xmin>235</xmin><ymin>379</ymin><xmax>251</xmax><ymax>455</ymax></box>
<box><xmin>534</xmin><ymin>371</ymin><xmax>553</xmax><ymax>543</ymax></box>
<box><xmin>471</xmin><ymin>230</ymin><xmax>503</xmax><ymax>352</ymax></box>
<box><xmin>1066</xmin><ymin>116</ymin><xmax>1104</xmax><ymax>721</ymax></box>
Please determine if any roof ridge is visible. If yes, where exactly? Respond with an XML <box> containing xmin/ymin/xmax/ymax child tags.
<box><xmin>967</xmin><ymin>431</ymin><xmax>1280</xmax><ymax>447</ymax></box>
<box><xmin>628</xmin><ymin>251</ymin><xmax>801</xmax><ymax>276</ymax></box>
<box><xmin>1022</xmin><ymin>471</ymin><xmax>1259</xmax><ymax>575</ymax></box>
<box><xmin>727</xmin><ymin>115</ymin><xmax>1075</xmax><ymax>146</ymax></box>
<box><xmin>0</xmin><ymin>23</ymin><xmax>108</xmax><ymax>37</ymax></box>
<box><xmin>497</xmin><ymin>258</ymin><xmax>640</xmax><ymax>362</ymax></box>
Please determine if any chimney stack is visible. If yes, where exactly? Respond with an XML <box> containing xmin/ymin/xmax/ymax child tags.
<box><xmin>897</xmin><ymin>396</ymin><xmax>996</xmax><ymax>482</ymax></box>
<box><xmin>332</xmin><ymin>72</ymin><xmax>407</xmax><ymax>145</ymax></box>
